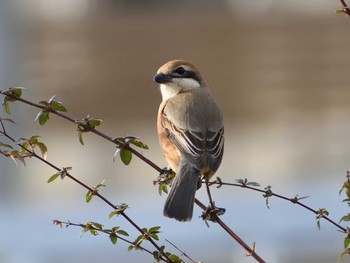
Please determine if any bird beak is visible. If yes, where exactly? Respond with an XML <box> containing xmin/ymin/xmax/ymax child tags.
<box><xmin>154</xmin><ymin>73</ymin><xmax>172</xmax><ymax>84</ymax></box>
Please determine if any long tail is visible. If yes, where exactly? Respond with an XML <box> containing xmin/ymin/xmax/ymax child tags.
<box><xmin>163</xmin><ymin>159</ymin><xmax>200</xmax><ymax>222</ymax></box>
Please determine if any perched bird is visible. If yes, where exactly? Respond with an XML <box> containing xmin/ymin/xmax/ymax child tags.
<box><xmin>154</xmin><ymin>60</ymin><xmax>224</xmax><ymax>222</ymax></box>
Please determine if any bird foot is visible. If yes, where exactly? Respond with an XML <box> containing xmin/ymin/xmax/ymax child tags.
<box><xmin>160</xmin><ymin>167</ymin><xmax>173</xmax><ymax>176</ymax></box>
<box><xmin>201</xmin><ymin>202</ymin><xmax>226</xmax><ymax>223</ymax></box>
<box><xmin>153</xmin><ymin>167</ymin><xmax>175</xmax><ymax>186</ymax></box>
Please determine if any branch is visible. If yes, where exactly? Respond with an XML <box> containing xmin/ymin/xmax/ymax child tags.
<box><xmin>0</xmin><ymin>90</ymin><xmax>264</xmax><ymax>262</ymax></box>
<box><xmin>0</xmin><ymin>90</ymin><xmax>162</xmax><ymax>172</ymax></box>
<box><xmin>53</xmin><ymin>220</ymin><xmax>156</xmax><ymax>255</ymax></box>
<box><xmin>0</xmin><ymin>120</ymin><xmax>170</xmax><ymax>263</ymax></box>
<box><xmin>340</xmin><ymin>0</ymin><xmax>350</xmax><ymax>16</ymax></box>
<box><xmin>209</xmin><ymin>178</ymin><xmax>347</xmax><ymax>233</ymax></box>
<box><xmin>194</xmin><ymin>198</ymin><xmax>266</xmax><ymax>263</ymax></box>
<box><xmin>165</xmin><ymin>239</ymin><xmax>196</xmax><ymax>263</ymax></box>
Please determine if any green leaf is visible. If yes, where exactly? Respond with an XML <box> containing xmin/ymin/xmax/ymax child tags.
<box><xmin>8</xmin><ymin>150</ymin><xmax>26</xmax><ymax>166</ymax></box>
<box><xmin>10</xmin><ymin>87</ymin><xmax>25</xmax><ymax>97</ymax></box>
<box><xmin>129</xmin><ymin>138</ymin><xmax>149</xmax><ymax>150</ymax></box>
<box><xmin>168</xmin><ymin>254</ymin><xmax>182</xmax><ymax>263</ymax></box>
<box><xmin>78</xmin><ymin>130</ymin><xmax>84</xmax><ymax>145</ymax></box>
<box><xmin>95</xmin><ymin>180</ymin><xmax>106</xmax><ymax>190</ymax></box>
<box><xmin>39</xmin><ymin>111</ymin><xmax>49</xmax><ymax>125</ymax></box>
<box><xmin>50</xmin><ymin>100</ymin><xmax>67</xmax><ymax>112</ymax></box>
<box><xmin>1</xmin><ymin>88</ymin><xmax>25</xmax><ymax>113</ymax></box>
<box><xmin>337</xmin><ymin>248</ymin><xmax>350</xmax><ymax>263</ymax></box>
<box><xmin>36</xmin><ymin>142</ymin><xmax>48</xmax><ymax>159</ymax></box>
<box><xmin>91</xmin><ymin>222</ymin><xmax>103</xmax><ymax>230</ymax></box>
<box><xmin>88</xmin><ymin>118</ymin><xmax>102</xmax><ymax>127</ymax></box>
<box><xmin>335</xmin><ymin>8</ymin><xmax>346</xmax><ymax>14</ymax></box>
<box><xmin>109</xmin><ymin>204</ymin><xmax>128</xmax><ymax>218</ymax></box>
<box><xmin>109</xmin><ymin>211</ymin><xmax>118</xmax><ymax>219</ymax></box>
<box><xmin>315</xmin><ymin>208</ymin><xmax>328</xmax><ymax>230</ymax></box>
<box><xmin>263</xmin><ymin>186</ymin><xmax>272</xmax><ymax>209</ymax></box>
<box><xmin>86</xmin><ymin>190</ymin><xmax>93</xmax><ymax>203</ymax></box>
<box><xmin>0</xmin><ymin>117</ymin><xmax>15</xmax><ymax>124</ymax></box>
<box><xmin>158</xmin><ymin>183</ymin><xmax>168</xmax><ymax>195</ymax></box>
<box><xmin>340</xmin><ymin>214</ymin><xmax>350</xmax><ymax>223</ymax></box>
<box><xmin>150</xmin><ymin>234</ymin><xmax>159</xmax><ymax>240</ymax></box>
<box><xmin>128</xmin><ymin>234</ymin><xmax>147</xmax><ymax>251</ymax></box>
<box><xmin>113</xmin><ymin>137</ymin><xmax>125</xmax><ymax>144</ymax></box>
<box><xmin>47</xmin><ymin>173</ymin><xmax>60</xmax><ymax>183</ymax></box>
<box><xmin>134</xmin><ymin>234</ymin><xmax>144</xmax><ymax>246</ymax></box>
<box><xmin>0</xmin><ymin>141</ymin><xmax>13</xmax><ymax>149</ymax></box>
<box><xmin>344</xmin><ymin>236</ymin><xmax>350</xmax><ymax>249</ymax></box>
<box><xmin>120</xmin><ymin>149</ymin><xmax>132</xmax><ymax>165</ymax></box>
<box><xmin>127</xmin><ymin>245</ymin><xmax>134</xmax><ymax>251</ymax></box>
<box><xmin>3</xmin><ymin>99</ymin><xmax>10</xmax><ymax>114</ymax></box>
<box><xmin>116</xmin><ymin>230</ymin><xmax>129</xmax><ymax>236</ymax></box>
<box><xmin>35</xmin><ymin>110</ymin><xmax>49</xmax><ymax>125</ymax></box>
<box><xmin>109</xmin><ymin>234</ymin><xmax>117</xmax><ymax>244</ymax></box>
<box><xmin>340</xmin><ymin>181</ymin><xmax>350</xmax><ymax>199</ymax></box>
<box><xmin>89</xmin><ymin>229</ymin><xmax>98</xmax><ymax>236</ymax></box>
<box><xmin>111</xmin><ymin>226</ymin><xmax>120</xmax><ymax>232</ymax></box>
<box><xmin>149</xmin><ymin>226</ymin><xmax>160</xmax><ymax>234</ymax></box>
<box><xmin>38</xmin><ymin>100</ymin><xmax>49</xmax><ymax>106</ymax></box>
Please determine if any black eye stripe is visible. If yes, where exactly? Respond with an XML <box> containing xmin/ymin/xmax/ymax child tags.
<box><xmin>174</xmin><ymin>67</ymin><xmax>186</xmax><ymax>75</ymax></box>
<box><xmin>171</xmin><ymin>67</ymin><xmax>201</xmax><ymax>81</ymax></box>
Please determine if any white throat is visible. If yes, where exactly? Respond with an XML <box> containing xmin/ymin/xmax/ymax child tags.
<box><xmin>160</xmin><ymin>83</ymin><xmax>181</xmax><ymax>101</ymax></box>
<box><xmin>159</xmin><ymin>78</ymin><xmax>200</xmax><ymax>101</ymax></box>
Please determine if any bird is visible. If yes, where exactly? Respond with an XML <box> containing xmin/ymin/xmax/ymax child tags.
<box><xmin>154</xmin><ymin>60</ymin><xmax>224</xmax><ymax>222</ymax></box>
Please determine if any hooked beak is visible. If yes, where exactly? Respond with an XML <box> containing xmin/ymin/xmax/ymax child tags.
<box><xmin>154</xmin><ymin>73</ymin><xmax>173</xmax><ymax>84</ymax></box>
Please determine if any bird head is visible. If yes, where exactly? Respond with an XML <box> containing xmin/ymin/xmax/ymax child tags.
<box><xmin>154</xmin><ymin>60</ymin><xmax>205</xmax><ymax>101</ymax></box>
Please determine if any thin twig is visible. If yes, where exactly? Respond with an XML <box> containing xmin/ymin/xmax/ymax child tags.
<box><xmin>340</xmin><ymin>0</ymin><xmax>350</xmax><ymax>16</ymax></box>
<box><xmin>56</xmin><ymin>220</ymin><xmax>155</xmax><ymax>256</ymax></box>
<box><xmin>165</xmin><ymin>239</ymin><xmax>197</xmax><ymax>263</ymax></box>
<box><xmin>0</xmin><ymin>91</ymin><xmax>162</xmax><ymax>173</ymax></box>
<box><xmin>0</xmin><ymin>91</ymin><xmax>265</xmax><ymax>261</ymax></box>
<box><xmin>194</xmin><ymin>199</ymin><xmax>266</xmax><ymax>263</ymax></box>
<box><xmin>0</xmin><ymin>121</ymin><xmax>170</xmax><ymax>263</ymax></box>
<box><xmin>208</xmin><ymin>180</ymin><xmax>347</xmax><ymax>233</ymax></box>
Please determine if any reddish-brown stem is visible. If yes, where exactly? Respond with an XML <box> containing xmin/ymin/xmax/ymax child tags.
<box><xmin>194</xmin><ymin>199</ymin><xmax>266</xmax><ymax>263</ymax></box>
<box><xmin>0</xmin><ymin>91</ymin><xmax>264</xmax><ymax>261</ymax></box>
<box><xmin>0</xmin><ymin>123</ymin><xmax>170</xmax><ymax>262</ymax></box>
<box><xmin>208</xmin><ymin>180</ymin><xmax>347</xmax><ymax>233</ymax></box>
<box><xmin>340</xmin><ymin>0</ymin><xmax>350</xmax><ymax>16</ymax></box>
<box><xmin>57</xmin><ymin>220</ymin><xmax>155</xmax><ymax>255</ymax></box>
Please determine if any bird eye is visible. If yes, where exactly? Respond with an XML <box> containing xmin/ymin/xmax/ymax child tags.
<box><xmin>174</xmin><ymin>67</ymin><xmax>186</xmax><ymax>75</ymax></box>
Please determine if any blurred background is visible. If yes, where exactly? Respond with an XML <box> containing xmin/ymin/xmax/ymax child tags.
<box><xmin>1</xmin><ymin>0</ymin><xmax>350</xmax><ymax>262</ymax></box>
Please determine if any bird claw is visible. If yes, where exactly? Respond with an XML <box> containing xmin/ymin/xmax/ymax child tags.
<box><xmin>153</xmin><ymin>167</ymin><xmax>176</xmax><ymax>186</ymax></box>
<box><xmin>160</xmin><ymin>167</ymin><xmax>173</xmax><ymax>176</ymax></box>
<box><xmin>201</xmin><ymin>202</ymin><xmax>226</xmax><ymax>223</ymax></box>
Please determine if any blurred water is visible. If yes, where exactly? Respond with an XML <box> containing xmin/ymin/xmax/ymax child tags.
<box><xmin>1</xmin><ymin>1</ymin><xmax>350</xmax><ymax>263</ymax></box>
